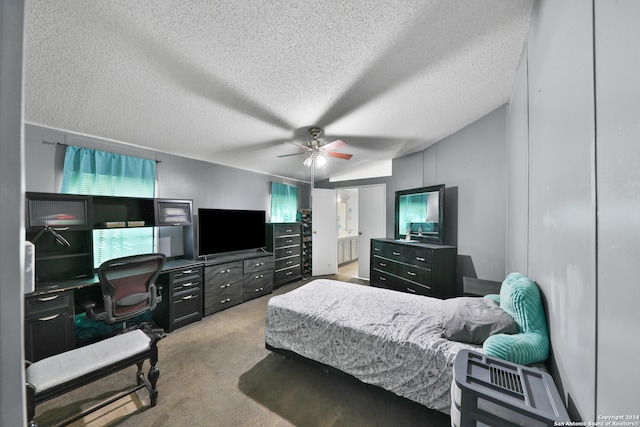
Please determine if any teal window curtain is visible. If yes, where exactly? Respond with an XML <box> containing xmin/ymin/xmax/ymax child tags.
<box><xmin>62</xmin><ymin>146</ymin><xmax>156</xmax><ymax>197</ymax></box>
<box><xmin>270</xmin><ymin>182</ymin><xmax>298</xmax><ymax>223</ymax></box>
<box><xmin>61</xmin><ymin>146</ymin><xmax>157</xmax><ymax>268</ymax></box>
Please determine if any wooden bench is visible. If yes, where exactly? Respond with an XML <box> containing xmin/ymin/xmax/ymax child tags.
<box><xmin>26</xmin><ymin>329</ymin><xmax>162</xmax><ymax>427</ymax></box>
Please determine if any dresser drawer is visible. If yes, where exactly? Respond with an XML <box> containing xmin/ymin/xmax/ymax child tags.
<box><xmin>382</xmin><ymin>243</ymin><xmax>412</xmax><ymax>261</ymax></box>
<box><xmin>273</xmin><ymin>224</ymin><xmax>300</xmax><ymax>238</ymax></box>
<box><xmin>395</xmin><ymin>264</ymin><xmax>431</xmax><ymax>286</ymax></box>
<box><xmin>371</xmin><ymin>256</ymin><xmax>395</xmax><ymax>275</ymax></box>
<box><xmin>388</xmin><ymin>279</ymin><xmax>431</xmax><ymax>296</ymax></box>
<box><xmin>274</xmin><ymin>255</ymin><xmax>300</xmax><ymax>271</ymax></box>
<box><xmin>172</xmin><ymin>279</ymin><xmax>202</xmax><ymax>296</ymax></box>
<box><xmin>25</xmin><ymin>291</ymin><xmax>74</xmax><ymax>317</ymax></box>
<box><xmin>275</xmin><ymin>245</ymin><xmax>301</xmax><ymax>259</ymax></box>
<box><xmin>171</xmin><ymin>266</ymin><xmax>202</xmax><ymax>284</ymax></box>
<box><xmin>407</xmin><ymin>248</ymin><xmax>432</xmax><ymax>267</ymax></box>
<box><xmin>244</xmin><ymin>269</ymin><xmax>272</xmax><ymax>288</ymax></box>
<box><xmin>172</xmin><ymin>291</ymin><xmax>203</xmax><ymax>322</ymax></box>
<box><xmin>206</xmin><ymin>288</ymin><xmax>243</xmax><ymax>314</ymax></box>
<box><xmin>275</xmin><ymin>236</ymin><xmax>298</xmax><ymax>247</ymax></box>
<box><xmin>243</xmin><ymin>256</ymin><xmax>274</xmax><ymax>275</ymax></box>
<box><xmin>370</xmin><ymin>270</ymin><xmax>395</xmax><ymax>289</ymax></box>
<box><xmin>205</xmin><ymin>261</ymin><xmax>243</xmax><ymax>285</ymax></box>
<box><xmin>371</xmin><ymin>240</ymin><xmax>385</xmax><ymax>256</ymax></box>
<box><xmin>274</xmin><ymin>265</ymin><xmax>302</xmax><ymax>284</ymax></box>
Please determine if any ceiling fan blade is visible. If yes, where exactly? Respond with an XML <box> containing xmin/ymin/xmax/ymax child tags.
<box><xmin>286</xmin><ymin>141</ymin><xmax>313</xmax><ymax>151</ymax></box>
<box><xmin>277</xmin><ymin>152</ymin><xmax>308</xmax><ymax>158</ymax></box>
<box><xmin>326</xmin><ymin>151</ymin><xmax>353</xmax><ymax>160</ymax></box>
<box><xmin>320</xmin><ymin>139</ymin><xmax>347</xmax><ymax>152</ymax></box>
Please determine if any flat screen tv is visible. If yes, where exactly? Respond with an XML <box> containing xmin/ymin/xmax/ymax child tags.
<box><xmin>394</xmin><ymin>184</ymin><xmax>445</xmax><ymax>244</ymax></box>
<box><xmin>198</xmin><ymin>208</ymin><xmax>267</xmax><ymax>257</ymax></box>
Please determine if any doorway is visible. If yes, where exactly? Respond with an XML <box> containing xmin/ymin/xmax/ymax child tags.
<box><xmin>336</xmin><ymin>185</ymin><xmax>386</xmax><ymax>279</ymax></box>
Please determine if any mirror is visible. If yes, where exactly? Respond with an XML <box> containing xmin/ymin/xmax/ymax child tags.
<box><xmin>394</xmin><ymin>184</ymin><xmax>445</xmax><ymax>244</ymax></box>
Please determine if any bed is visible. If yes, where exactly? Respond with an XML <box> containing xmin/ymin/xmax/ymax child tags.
<box><xmin>264</xmin><ymin>274</ymin><xmax>550</xmax><ymax>414</ymax></box>
<box><xmin>265</xmin><ymin>279</ymin><xmax>481</xmax><ymax>413</ymax></box>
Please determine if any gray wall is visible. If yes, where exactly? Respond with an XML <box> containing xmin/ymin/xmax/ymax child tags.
<box><xmin>435</xmin><ymin>106</ymin><xmax>507</xmax><ymax>283</ymax></box>
<box><xmin>507</xmin><ymin>0</ymin><xmax>640</xmax><ymax>419</ymax></box>
<box><xmin>594</xmin><ymin>0</ymin><xmax>640</xmax><ymax>415</ymax></box>
<box><xmin>0</xmin><ymin>0</ymin><xmax>26</xmax><ymax>425</ymax></box>
<box><xmin>528</xmin><ymin>0</ymin><xmax>596</xmax><ymax>419</ymax></box>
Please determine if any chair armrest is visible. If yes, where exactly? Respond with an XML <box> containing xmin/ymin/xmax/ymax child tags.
<box><xmin>81</xmin><ymin>300</ymin><xmax>106</xmax><ymax>321</ymax></box>
<box><xmin>81</xmin><ymin>300</ymin><xmax>96</xmax><ymax>311</ymax></box>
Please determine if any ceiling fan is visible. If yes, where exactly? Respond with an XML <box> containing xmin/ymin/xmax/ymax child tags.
<box><xmin>277</xmin><ymin>127</ymin><xmax>353</xmax><ymax>168</ymax></box>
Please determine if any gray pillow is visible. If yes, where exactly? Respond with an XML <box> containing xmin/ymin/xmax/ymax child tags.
<box><xmin>441</xmin><ymin>297</ymin><xmax>517</xmax><ymax>344</ymax></box>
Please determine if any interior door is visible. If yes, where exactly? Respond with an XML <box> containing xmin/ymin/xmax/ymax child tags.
<box><xmin>311</xmin><ymin>188</ymin><xmax>337</xmax><ymax>276</ymax></box>
<box><xmin>358</xmin><ymin>185</ymin><xmax>386</xmax><ymax>278</ymax></box>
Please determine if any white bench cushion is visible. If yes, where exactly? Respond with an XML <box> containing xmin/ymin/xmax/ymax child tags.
<box><xmin>27</xmin><ymin>329</ymin><xmax>151</xmax><ymax>393</ymax></box>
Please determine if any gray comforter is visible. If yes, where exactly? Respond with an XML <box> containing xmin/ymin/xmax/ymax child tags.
<box><xmin>264</xmin><ymin>279</ymin><xmax>481</xmax><ymax>413</ymax></box>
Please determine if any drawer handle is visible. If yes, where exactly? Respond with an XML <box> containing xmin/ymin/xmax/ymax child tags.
<box><xmin>255</xmin><ymin>274</ymin><xmax>263</xmax><ymax>279</ymax></box>
<box><xmin>392</xmin><ymin>251</ymin><xmax>400</xmax><ymax>256</ymax></box>
<box><xmin>38</xmin><ymin>295</ymin><xmax>59</xmax><ymax>302</ymax></box>
<box><xmin>220</xmin><ymin>284</ymin><xmax>231</xmax><ymax>289</ymax></box>
<box><xmin>374</xmin><ymin>247</ymin><xmax>381</xmax><ymax>251</ymax></box>
<box><xmin>407</xmin><ymin>271</ymin><xmax>416</xmax><ymax>276</ymax></box>
<box><xmin>285</xmin><ymin>229</ymin><xmax>293</xmax><ymax>232</ymax></box>
<box><xmin>379</xmin><ymin>262</ymin><xmax>386</xmax><ymax>267</ymax></box>
<box><xmin>406</xmin><ymin>288</ymin><xmax>416</xmax><ymax>293</ymax></box>
<box><xmin>182</xmin><ymin>295</ymin><xmax>195</xmax><ymax>300</ymax></box>
<box><xmin>221</xmin><ymin>298</ymin><xmax>231</xmax><ymax>304</ymax></box>
<box><xmin>221</xmin><ymin>268</ymin><xmax>231</xmax><ymax>273</ymax></box>
<box><xmin>255</xmin><ymin>287</ymin><xmax>263</xmax><ymax>292</ymax></box>
<box><xmin>183</xmin><ymin>269</ymin><xmax>193</xmax><ymax>274</ymax></box>
<box><xmin>255</xmin><ymin>262</ymin><xmax>264</xmax><ymax>266</ymax></box>
<box><xmin>182</xmin><ymin>282</ymin><xmax>194</xmax><ymax>287</ymax></box>
<box><xmin>38</xmin><ymin>314</ymin><xmax>60</xmax><ymax>321</ymax></box>
<box><xmin>415</xmin><ymin>257</ymin><xmax>426</xmax><ymax>262</ymax></box>
<box><xmin>379</xmin><ymin>276</ymin><xmax>386</xmax><ymax>281</ymax></box>
<box><xmin>285</xmin><ymin>250</ymin><xmax>293</xmax><ymax>254</ymax></box>
<box><xmin>285</xmin><ymin>271</ymin><xmax>293</xmax><ymax>275</ymax></box>
<box><xmin>286</xmin><ymin>260</ymin><xmax>293</xmax><ymax>265</ymax></box>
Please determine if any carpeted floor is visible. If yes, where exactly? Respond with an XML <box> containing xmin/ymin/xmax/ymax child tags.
<box><xmin>33</xmin><ymin>275</ymin><xmax>450</xmax><ymax>427</ymax></box>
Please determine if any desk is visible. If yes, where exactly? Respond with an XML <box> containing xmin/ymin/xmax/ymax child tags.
<box><xmin>25</xmin><ymin>259</ymin><xmax>204</xmax><ymax>362</ymax></box>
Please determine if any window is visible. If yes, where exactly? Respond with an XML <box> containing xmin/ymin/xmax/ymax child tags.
<box><xmin>270</xmin><ymin>182</ymin><xmax>298</xmax><ymax>223</ymax></box>
<box><xmin>61</xmin><ymin>146</ymin><xmax>157</xmax><ymax>267</ymax></box>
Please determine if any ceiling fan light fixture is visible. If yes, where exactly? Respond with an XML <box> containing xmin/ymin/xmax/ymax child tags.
<box><xmin>302</xmin><ymin>153</ymin><xmax>327</xmax><ymax>168</ymax></box>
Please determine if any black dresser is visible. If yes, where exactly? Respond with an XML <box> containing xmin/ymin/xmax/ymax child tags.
<box><xmin>266</xmin><ymin>223</ymin><xmax>303</xmax><ymax>287</ymax></box>
<box><xmin>370</xmin><ymin>238</ymin><xmax>457</xmax><ymax>299</ymax></box>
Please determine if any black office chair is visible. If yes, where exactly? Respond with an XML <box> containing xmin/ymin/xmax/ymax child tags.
<box><xmin>82</xmin><ymin>253</ymin><xmax>166</xmax><ymax>333</ymax></box>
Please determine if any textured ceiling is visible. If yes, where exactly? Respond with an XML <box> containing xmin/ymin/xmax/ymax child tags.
<box><xmin>24</xmin><ymin>0</ymin><xmax>534</xmax><ymax>182</ymax></box>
